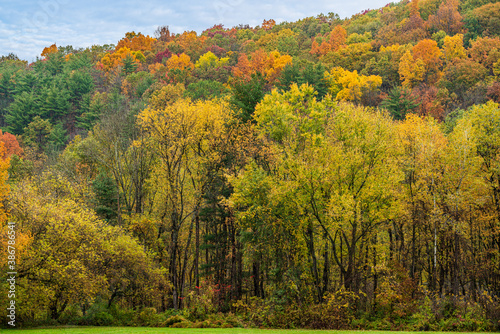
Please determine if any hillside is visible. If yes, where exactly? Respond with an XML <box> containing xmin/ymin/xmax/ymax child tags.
<box><xmin>1</xmin><ymin>0</ymin><xmax>500</xmax><ymax>330</ymax></box>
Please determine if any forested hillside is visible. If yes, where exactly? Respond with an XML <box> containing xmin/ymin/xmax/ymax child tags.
<box><xmin>2</xmin><ymin>0</ymin><xmax>500</xmax><ymax>330</ymax></box>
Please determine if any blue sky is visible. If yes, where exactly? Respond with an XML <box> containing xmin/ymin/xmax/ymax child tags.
<box><xmin>2</xmin><ymin>0</ymin><xmax>392</xmax><ymax>62</ymax></box>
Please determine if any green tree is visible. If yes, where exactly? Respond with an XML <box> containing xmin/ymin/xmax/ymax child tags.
<box><xmin>230</xmin><ymin>73</ymin><xmax>266</xmax><ymax>123</ymax></box>
<box><xmin>5</xmin><ymin>92</ymin><xmax>40</xmax><ymax>134</ymax></box>
<box><xmin>380</xmin><ymin>86</ymin><xmax>420</xmax><ymax>120</ymax></box>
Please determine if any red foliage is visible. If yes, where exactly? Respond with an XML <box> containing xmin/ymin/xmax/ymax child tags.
<box><xmin>155</xmin><ymin>48</ymin><xmax>172</xmax><ymax>63</ymax></box>
<box><xmin>0</xmin><ymin>130</ymin><xmax>23</xmax><ymax>158</ymax></box>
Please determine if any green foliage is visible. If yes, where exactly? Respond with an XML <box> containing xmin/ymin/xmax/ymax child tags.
<box><xmin>122</xmin><ymin>54</ymin><xmax>138</xmax><ymax>75</ymax></box>
<box><xmin>185</xmin><ymin>79</ymin><xmax>230</xmax><ymax>100</ymax></box>
<box><xmin>277</xmin><ymin>62</ymin><xmax>328</xmax><ymax>99</ymax></box>
<box><xmin>380</xmin><ymin>86</ymin><xmax>420</xmax><ymax>120</ymax></box>
<box><xmin>229</xmin><ymin>73</ymin><xmax>266</xmax><ymax>123</ymax></box>
<box><xmin>6</xmin><ymin>91</ymin><xmax>40</xmax><ymax>134</ymax></box>
<box><xmin>92</xmin><ymin>172</ymin><xmax>118</xmax><ymax>222</ymax></box>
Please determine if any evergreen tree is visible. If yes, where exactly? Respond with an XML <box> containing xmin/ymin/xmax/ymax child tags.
<box><xmin>380</xmin><ymin>86</ymin><xmax>420</xmax><ymax>120</ymax></box>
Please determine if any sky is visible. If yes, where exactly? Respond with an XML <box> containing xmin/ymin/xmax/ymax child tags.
<box><xmin>1</xmin><ymin>0</ymin><xmax>392</xmax><ymax>62</ymax></box>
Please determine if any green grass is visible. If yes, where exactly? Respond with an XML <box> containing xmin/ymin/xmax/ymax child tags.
<box><xmin>4</xmin><ymin>329</ymin><xmax>497</xmax><ymax>334</ymax></box>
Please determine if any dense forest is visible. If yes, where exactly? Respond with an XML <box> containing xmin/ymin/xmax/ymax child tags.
<box><xmin>2</xmin><ymin>0</ymin><xmax>500</xmax><ymax>330</ymax></box>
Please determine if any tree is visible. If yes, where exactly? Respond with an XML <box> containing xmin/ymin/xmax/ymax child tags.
<box><xmin>380</xmin><ymin>86</ymin><xmax>420</xmax><ymax>120</ymax></box>
<box><xmin>22</xmin><ymin>116</ymin><xmax>53</xmax><ymax>152</ymax></box>
<box><xmin>310</xmin><ymin>25</ymin><xmax>347</xmax><ymax>56</ymax></box>
<box><xmin>232</xmin><ymin>49</ymin><xmax>292</xmax><ymax>84</ymax></box>
<box><xmin>116</xmin><ymin>32</ymin><xmax>157</xmax><ymax>52</ymax></box>
<box><xmin>229</xmin><ymin>73</ymin><xmax>266</xmax><ymax>123</ymax></box>
<box><xmin>122</xmin><ymin>54</ymin><xmax>138</xmax><ymax>75</ymax></box>
<box><xmin>5</xmin><ymin>92</ymin><xmax>40</xmax><ymax>135</ymax></box>
<box><xmin>325</xmin><ymin>67</ymin><xmax>382</xmax><ymax>102</ymax></box>
<box><xmin>185</xmin><ymin>80</ymin><xmax>229</xmax><ymax>101</ymax></box>
<box><xmin>438</xmin><ymin>58</ymin><xmax>488</xmax><ymax>105</ymax></box>
<box><xmin>465</xmin><ymin>3</ymin><xmax>500</xmax><ymax>38</ymax></box>
<box><xmin>234</xmin><ymin>85</ymin><xmax>402</xmax><ymax>295</ymax></box>
<box><xmin>468</xmin><ymin>37</ymin><xmax>500</xmax><ymax>73</ymax></box>
<box><xmin>7</xmin><ymin>172</ymin><xmax>166</xmax><ymax>320</ymax></box>
<box><xmin>442</xmin><ymin>34</ymin><xmax>466</xmax><ymax>62</ymax></box>
<box><xmin>0</xmin><ymin>130</ymin><xmax>23</xmax><ymax>158</ymax></box>
<box><xmin>411</xmin><ymin>39</ymin><xmax>442</xmax><ymax>85</ymax></box>
<box><xmin>397</xmin><ymin>114</ymin><xmax>448</xmax><ymax>285</ymax></box>
<box><xmin>0</xmin><ymin>142</ymin><xmax>9</xmax><ymax>223</ymax></box>
<box><xmin>138</xmin><ymin>98</ymin><xmax>234</xmax><ymax>309</ymax></box>
<box><xmin>399</xmin><ymin>50</ymin><xmax>426</xmax><ymax>88</ymax></box>
<box><xmin>363</xmin><ymin>44</ymin><xmax>410</xmax><ymax>90</ymax></box>
<box><xmin>427</xmin><ymin>0</ymin><xmax>464</xmax><ymax>35</ymax></box>
<box><xmin>41</xmin><ymin>43</ymin><xmax>58</xmax><ymax>58</ymax></box>
<box><xmin>166</xmin><ymin>53</ymin><xmax>194</xmax><ymax>83</ymax></box>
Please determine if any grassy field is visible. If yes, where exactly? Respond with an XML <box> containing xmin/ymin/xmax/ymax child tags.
<box><xmin>4</xmin><ymin>329</ymin><xmax>496</xmax><ymax>334</ymax></box>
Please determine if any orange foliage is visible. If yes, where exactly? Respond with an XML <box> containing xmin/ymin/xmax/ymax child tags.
<box><xmin>310</xmin><ymin>25</ymin><xmax>347</xmax><ymax>56</ymax></box>
<box><xmin>412</xmin><ymin>39</ymin><xmax>442</xmax><ymax>84</ymax></box>
<box><xmin>232</xmin><ymin>49</ymin><xmax>292</xmax><ymax>83</ymax></box>
<box><xmin>469</xmin><ymin>37</ymin><xmax>500</xmax><ymax>71</ymax></box>
<box><xmin>166</xmin><ymin>53</ymin><xmax>194</xmax><ymax>71</ymax></box>
<box><xmin>116</xmin><ymin>32</ymin><xmax>157</xmax><ymax>52</ymax></box>
<box><xmin>262</xmin><ymin>19</ymin><xmax>276</xmax><ymax>31</ymax></box>
<box><xmin>233</xmin><ymin>53</ymin><xmax>252</xmax><ymax>79</ymax></box>
<box><xmin>0</xmin><ymin>130</ymin><xmax>23</xmax><ymax>158</ymax></box>
<box><xmin>409</xmin><ymin>0</ymin><xmax>420</xmax><ymax>17</ymax></box>
<box><xmin>98</xmin><ymin>47</ymin><xmax>140</xmax><ymax>72</ymax></box>
<box><xmin>413</xmin><ymin>85</ymin><xmax>445</xmax><ymax>120</ymax></box>
<box><xmin>41</xmin><ymin>44</ymin><xmax>58</xmax><ymax>58</ymax></box>
<box><xmin>172</xmin><ymin>31</ymin><xmax>207</xmax><ymax>58</ymax></box>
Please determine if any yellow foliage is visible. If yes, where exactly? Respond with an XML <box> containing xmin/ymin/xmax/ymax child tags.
<box><xmin>166</xmin><ymin>53</ymin><xmax>194</xmax><ymax>71</ymax></box>
<box><xmin>195</xmin><ymin>51</ymin><xmax>229</xmax><ymax>69</ymax></box>
<box><xmin>0</xmin><ymin>142</ymin><xmax>9</xmax><ymax>223</ymax></box>
<box><xmin>98</xmin><ymin>47</ymin><xmax>139</xmax><ymax>72</ymax></box>
<box><xmin>399</xmin><ymin>50</ymin><xmax>426</xmax><ymax>87</ymax></box>
<box><xmin>325</xmin><ymin>67</ymin><xmax>382</xmax><ymax>101</ymax></box>
<box><xmin>148</xmin><ymin>83</ymin><xmax>186</xmax><ymax>110</ymax></box>
<box><xmin>443</xmin><ymin>34</ymin><xmax>466</xmax><ymax>62</ymax></box>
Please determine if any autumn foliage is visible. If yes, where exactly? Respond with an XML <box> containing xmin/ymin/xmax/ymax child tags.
<box><xmin>4</xmin><ymin>0</ymin><xmax>500</xmax><ymax>329</ymax></box>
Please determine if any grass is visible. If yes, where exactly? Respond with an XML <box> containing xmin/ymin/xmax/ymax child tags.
<box><xmin>5</xmin><ymin>329</ymin><xmax>498</xmax><ymax>334</ymax></box>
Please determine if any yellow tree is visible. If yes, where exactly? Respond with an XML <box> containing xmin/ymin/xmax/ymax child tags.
<box><xmin>399</xmin><ymin>50</ymin><xmax>426</xmax><ymax>88</ymax></box>
<box><xmin>397</xmin><ymin>114</ymin><xmax>448</xmax><ymax>285</ymax></box>
<box><xmin>451</xmin><ymin>101</ymin><xmax>500</xmax><ymax>293</ymax></box>
<box><xmin>325</xmin><ymin>67</ymin><xmax>382</xmax><ymax>102</ymax></box>
<box><xmin>195</xmin><ymin>51</ymin><xmax>229</xmax><ymax>69</ymax></box>
<box><xmin>166</xmin><ymin>53</ymin><xmax>194</xmax><ymax>83</ymax></box>
<box><xmin>0</xmin><ymin>142</ymin><xmax>10</xmax><ymax>223</ymax></box>
<box><xmin>7</xmin><ymin>172</ymin><xmax>166</xmax><ymax>320</ymax></box>
<box><xmin>137</xmin><ymin>98</ymin><xmax>234</xmax><ymax>309</ymax></box>
<box><xmin>235</xmin><ymin>85</ymin><xmax>402</xmax><ymax>294</ymax></box>
<box><xmin>442</xmin><ymin>34</ymin><xmax>466</xmax><ymax>62</ymax></box>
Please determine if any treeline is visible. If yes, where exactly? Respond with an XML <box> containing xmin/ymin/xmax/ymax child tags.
<box><xmin>1</xmin><ymin>0</ymin><xmax>500</xmax><ymax>330</ymax></box>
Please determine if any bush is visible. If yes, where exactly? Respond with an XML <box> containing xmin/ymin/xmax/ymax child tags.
<box><xmin>161</xmin><ymin>314</ymin><xmax>189</xmax><ymax>327</ymax></box>
<box><xmin>135</xmin><ymin>307</ymin><xmax>159</xmax><ymax>326</ymax></box>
